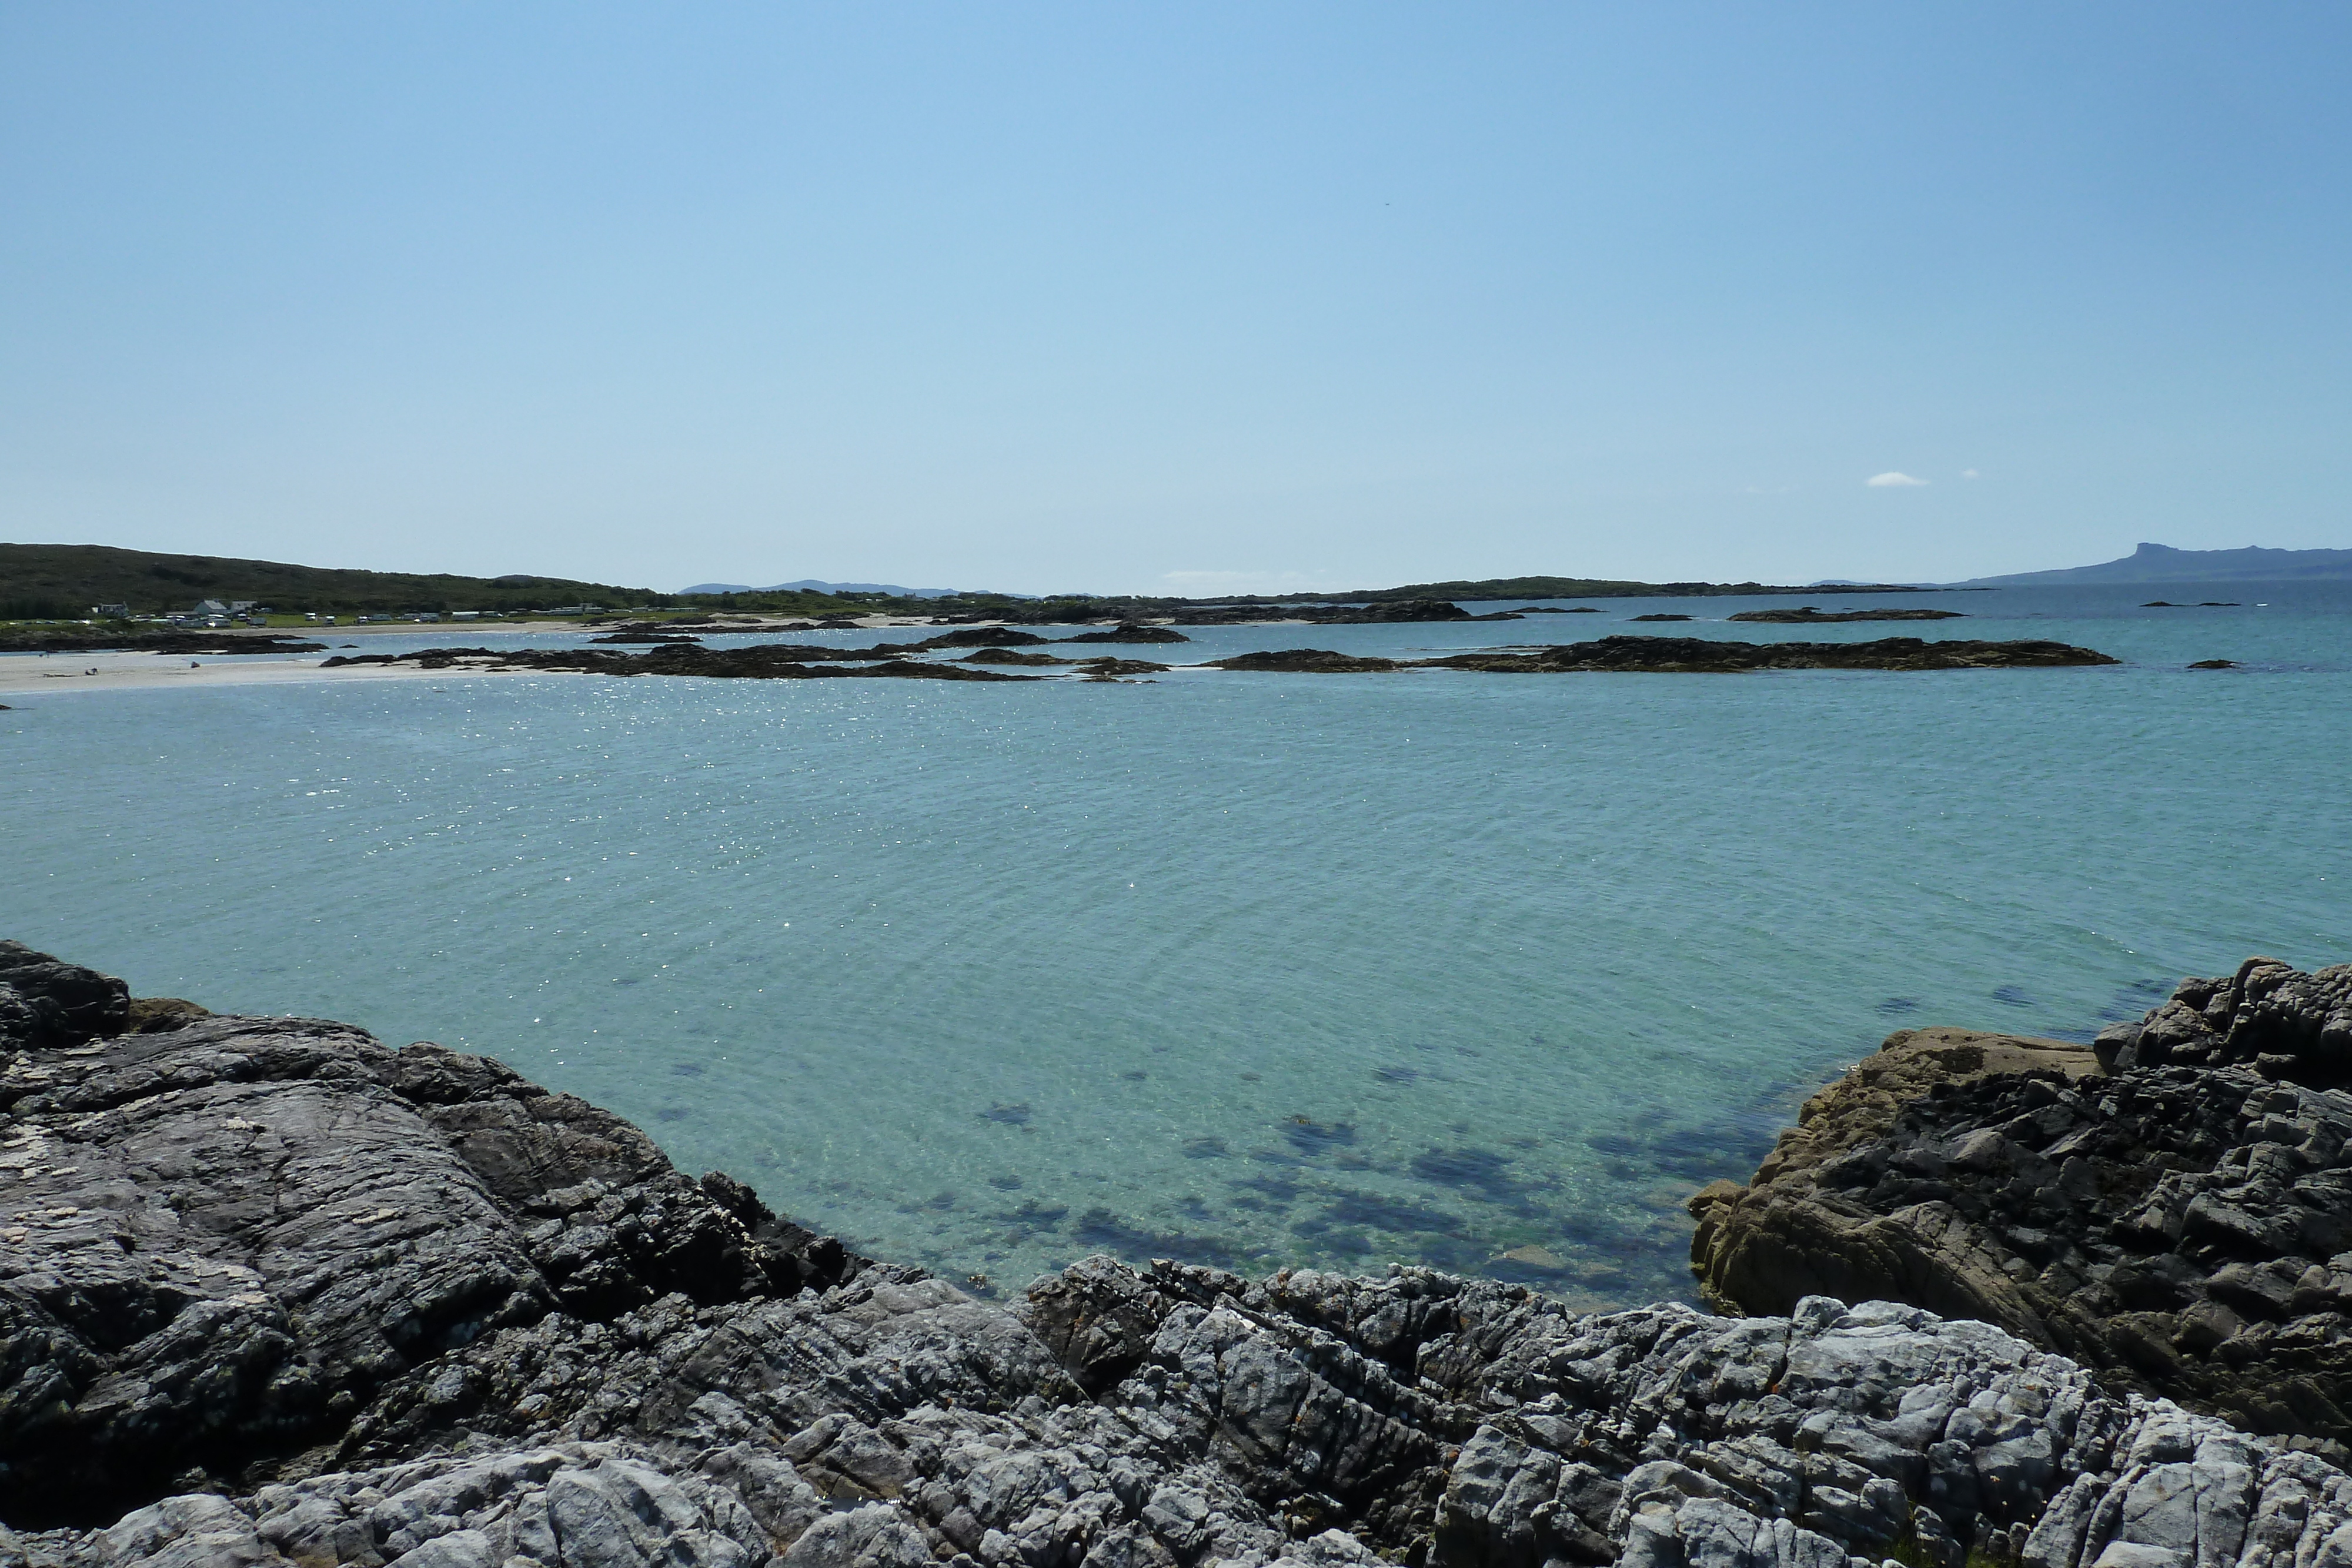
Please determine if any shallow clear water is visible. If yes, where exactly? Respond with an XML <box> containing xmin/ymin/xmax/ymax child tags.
<box><xmin>5</xmin><ymin>581</ymin><xmax>2348</xmax><ymax>1303</ymax></box>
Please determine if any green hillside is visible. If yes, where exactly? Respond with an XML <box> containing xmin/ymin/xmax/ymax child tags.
<box><xmin>0</xmin><ymin>543</ymin><xmax>684</xmax><ymax>619</ymax></box>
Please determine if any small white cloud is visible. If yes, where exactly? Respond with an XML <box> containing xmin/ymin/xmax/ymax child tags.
<box><xmin>1961</xmin><ymin>469</ymin><xmax>1980</xmax><ymax>479</ymax></box>
<box><xmin>1866</xmin><ymin>472</ymin><xmax>1929</xmax><ymax>487</ymax></box>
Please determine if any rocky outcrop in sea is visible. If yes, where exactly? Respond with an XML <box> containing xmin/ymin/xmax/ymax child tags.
<box><xmin>8</xmin><ymin>941</ymin><xmax>2352</xmax><ymax>1568</ymax></box>
<box><xmin>1692</xmin><ymin>961</ymin><xmax>2352</xmax><ymax>1445</ymax></box>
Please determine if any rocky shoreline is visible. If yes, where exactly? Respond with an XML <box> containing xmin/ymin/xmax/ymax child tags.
<box><xmin>6</xmin><ymin>942</ymin><xmax>2352</xmax><ymax>1568</ymax></box>
<box><xmin>1691</xmin><ymin>961</ymin><xmax>2352</xmax><ymax>1445</ymax></box>
<box><xmin>318</xmin><ymin>634</ymin><xmax>2121</xmax><ymax>686</ymax></box>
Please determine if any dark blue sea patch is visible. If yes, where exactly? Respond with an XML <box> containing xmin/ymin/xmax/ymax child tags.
<box><xmin>997</xmin><ymin>1199</ymin><xmax>1068</xmax><ymax>1240</ymax></box>
<box><xmin>1070</xmin><ymin>1208</ymin><xmax>1247</xmax><ymax>1270</ymax></box>
<box><xmin>654</xmin><ymin>1107</ymin><xmax>689</xmax><ymax>1122</ymax></box>
<box><xmin>1283</xmin><ymin>1116</ymin><xmax>1357</xmax><ymax>1155</ymax></box>
<box><xmin>1409</xmin><ymin>1146</ymin><xmax>1528</xmax><ymax>1206</ymax></box>
<box><xmin>670</xmin><ymin>1061</ymin><xmax>705</xmax><ymax>1076</ymax></box>
<box><xmin>1310</xmin><ymin>1188</ymin><xmax>1460</xmax><ymax>1237</ymax></box>
<box><xmin>1232</xmin><ymin>1172</ymin><xmax>1301</xmax><ymax>1203</ymax></box>
<box><xmin>1181</xmin><ymin>1136</ymin><xmax>1230</xmax><ymax>1159</ymax></box>
<box><xmin>987</xmin><ymin>1174</ymin><xmax>1023</xmax><ymax>1191</ymax></box>
<box><xmin>1876</xmin><ymin>998</ymin><xmax>1921</xmax><ymax>1015</ymax></box>
<box><xmin>1992</xmin><ymin>985</ymin><xmax>2035</xmax><ymax>1007</ymax></box>
<box><xmin>981</xmin><ymin>1102</ymin><xmax>1033</xmax><ymax>1126</ymax></box>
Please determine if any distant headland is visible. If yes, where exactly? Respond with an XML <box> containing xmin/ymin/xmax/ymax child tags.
<box><xmin>1953</xmin><ymin>540</ymin><xmax>2352</xmax><ymax>587</ymax></box>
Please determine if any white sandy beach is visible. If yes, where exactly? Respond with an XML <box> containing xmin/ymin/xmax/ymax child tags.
<box><xmin>0</xmin><ymin>615</ymin><xmax>976</xmax><ymax>699</ymax></box>
<box><xmin>0</xmin><ymin>650</ymin><xmax>527</xmax><ymax>697</ymax></box>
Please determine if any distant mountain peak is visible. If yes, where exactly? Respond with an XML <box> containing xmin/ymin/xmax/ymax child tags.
<box><xmin>1958</xmin><ymin>542</ymin><xmax>2352</xmax><ymax>586</ymax></box>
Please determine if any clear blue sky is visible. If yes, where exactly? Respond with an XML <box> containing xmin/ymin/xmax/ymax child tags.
<box><xmin>4</xmin><ymin>4</ymin><xmax>2346</xmax><ymax>594</ymax></box>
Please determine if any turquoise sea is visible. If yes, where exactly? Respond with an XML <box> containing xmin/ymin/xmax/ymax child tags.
<box><xmin>5</xmin><ymin>581</ymin><xmax>2348</xmax><ymax>1304</ymax></box>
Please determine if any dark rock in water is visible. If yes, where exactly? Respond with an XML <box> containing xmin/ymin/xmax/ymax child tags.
<box><xmin>913</xmin><ymin>626</ymin><xmax>1051</xmax><ymax>648</ymax></box>
<box><xmin>1203</xmin><ymin>648</ymin><xmax>1403</xmax><ymax>673</ymax></box>
<box><xmin>957</xmin><ymin>647</ymin><xmax>1071</xmax><ymax>665</ymax></box>
<box><xmin>2190</xmin><ymin>658</ymin><xmax>2239</xmax><ymax>669</ymax></box>
<box><xmin>1304</xmin><ymin>597</ymin><xmax>1469</xmax><ymax>624</ymax></box>
<box><xmin>1693</xmin><ymin>961</ymin><xmax>2352</xmax><ymax>1442</ymax></box>
<box><xmin>11</xmin><ymin>944</ymin><xmax>2352</xmax><ymax>1566</ymax></box>
<box><xmin>1629</xmin><ymin>613</ymin><xmax>1693</xmax><ymax>621</ymax></box>
<box><xmin>1727</xmin><ymin>606</ymin><xmax>1965</xmax><ymax>623</ymax></box>
<box><xmin>1057</xmin><ymin>623</ymin><xmax>1190</xmax><ymax>644</ymax></box>
<box><xmin>1424</xmin><ymin>635</ymin><xmax>2118</xmax><ymax>673</ymax></box>
<box><xmin>2144</xmin><ymin>600</ymin><xmax>2182</xmax><ymax>607</ymax></box>
<box><xmin>587</xmin><ymin>632</ymin><xmax>702</xmax><ymax>644</ymax></box>
<box><xmin>1071</xmin><ymin>657</ymin><xmax>1170</xmax><ymax>676</ymax></box>
<box><xmin>1174</xmin><ymin>597</ymin><xmax>1472</xmax><ymax>627</ymax></box>
<box><xmin>320</xmin><ymin>644</ymin><xmax>1038</xmax><ymax>681</ymax></box>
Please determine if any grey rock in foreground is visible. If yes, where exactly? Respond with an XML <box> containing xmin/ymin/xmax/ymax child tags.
<box><xmin>11</xmin><ymin>941</ymin><xmax>2352</xmax><ymax>1568</ymax></box>
<box><xmin>19</xmin><ymin>1264</ymin><xmax>2352</xmax><ymax>1568</ymax></box>
<box><xmin>0</xmin><ymin>945</ymin><xmax>858</xmax><ymax>1526</ymax></box>
<box><xmin>1692</xmin><ymin>960</ymin><xmax>2352</xmax><ymax>1443</ymax></box>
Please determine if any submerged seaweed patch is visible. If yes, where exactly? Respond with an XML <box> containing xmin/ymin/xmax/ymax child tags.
<box><xmin>1233</xmin><ymin>1172</ymin><xmax>1302</xmax><ymax>1203</ymax></box>
<box><xmin>1070</xmin><ymin>1208</ymin><xmax>1247</xmax><ymax>1270</ymax></box>
<box><xmin>997</xmin><ymin>1199</ymin><xmax>1069</xmax><ymax>1240</ymax></box>
<box><xmin>1284</xmin><ymin>1116</ymin><xmax>1357</xmax><ymax>1155</ymax></box>
<box><xmin>1409</xmin><ymin>1146</ymin><xmax>1526</xmax><ymax>1205</ymax></box>
<box><xmin>1311</xmin><ymin>1189</ymin><xmax>1460</xmax><ymax>1237</ymax></box>
<box><xmin>981</xmin><ymin>1102</ymin><xmax>1033</xmax><ymax>1126</ymax></box>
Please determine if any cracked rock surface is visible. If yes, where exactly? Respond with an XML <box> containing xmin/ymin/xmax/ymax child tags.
<box><xmin>11</xmin><ymin>943</ymin><xmax>2352</xmax><ymax>1568</ymax></box>
<box><xmin>1692</xmin><ymin>961</ymin><xmax>2352</xmax><ymax>1443</ymax></box>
